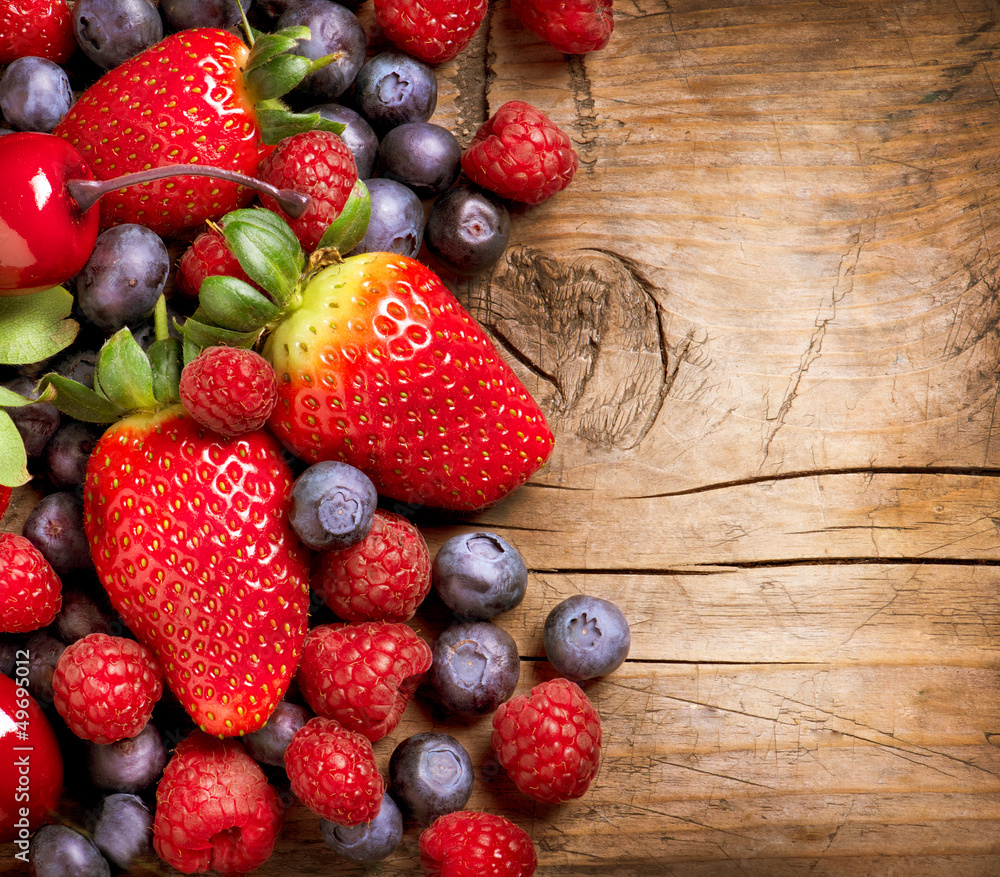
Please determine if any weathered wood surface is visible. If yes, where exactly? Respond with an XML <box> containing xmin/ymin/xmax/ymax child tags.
<box><xmin>7</xmin><ymin>0</ymin><xmax>1000</xmax><ymax>874</ymax></box>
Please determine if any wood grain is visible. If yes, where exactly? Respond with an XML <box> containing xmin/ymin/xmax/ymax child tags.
<box><xmin>6</xmin><ymin>0</ymin><xmax>1000</xmax><ymax>875</ymax></box>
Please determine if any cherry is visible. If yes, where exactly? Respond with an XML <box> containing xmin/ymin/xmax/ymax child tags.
<box><xmin>0</xmin><ymin>671</ymin><xmax>64</xmax><ymax>846</ymax></box>
<box><xmin>0</xmin><ymin>131</ymin><xmax>311</xmax><ymax>296</ymax></box>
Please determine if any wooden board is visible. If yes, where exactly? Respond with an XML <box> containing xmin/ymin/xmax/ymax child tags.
<box><xmin>6</xmin><ymin>0</ymin><xmax>1000</xmax><ymax>874</ymax></box>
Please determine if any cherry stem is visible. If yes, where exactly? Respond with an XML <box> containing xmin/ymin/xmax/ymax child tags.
<box><xmin>65</xmin><ymin>164</ymin><xmax>310</xmax><ymax>218</ymax></box>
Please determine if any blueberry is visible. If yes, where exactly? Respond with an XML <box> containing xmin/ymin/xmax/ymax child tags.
<box><xmin>53</xmin><ymin>586</ymin><xmax>113</xmax><ymax>643</ymax></box>
<box><xmin>278</xmin><ymin>0</ymin><xmax>367</xmax><ymax>101</ymax></box>
<box><xmin>243</xmin><ymin>700</ymin><xmax>311</xmax><ymax>767</ymax></box>
<box><xmin>353</xmin><ymin>51</ymin><xmax>437</xmax><ymax>136</ymax></box>
<box><xmin>2</xmin><ymin>376</ymin><xmax>60</xmax><ymax>458</ymax></box>
<box><xmin>0</xmin><ymin>635</ymin><xmax>21</xmax><ymax>677</ymax></box>
<box><xmin>425</xmin><ymin>186</ymin><xmax>512</xmax><ymax>276</ymax></box>
<box><xmin>289</xmin><ymin>461</ymin><xmax>377</xmax><ymax>551</ymax></box>
<box><xmin>28</xmin><ymin>825</ymin><xmax>111</xmax><ymax>877</ymax></box>
<box><xmin>89</xmin><ymin>793</ymin><xmax>153</xmax><ymax>869</ymax></box>
<box><xmin>304</xmin><ymin>103</ymin><xmax>378</xmax><ymax>179</ymax></box>
<box><xmin>430</xmin><ymin>621</ymin><xmax>520</xmax><ymax>715</ymax></box>
<box><xmin>0</xmin><ymin>56</ymin><xmax>73</xmax><ymax>133</ymax></box>
<box><xmin>75</xmin><ymin>225</ymin><xmax>169</xmax><ymax>333</ymax></box>
<box><xmin>25</xmin><ymin>631</ymin><xmax>66</xmax><ymax>709</ymax></box>
<box><xmin>320</xmin><ymin>792</ymin><xmax>403</xmax><ymax>864</ymax></box>
<box><xmin>161</xmin><ymin>0</ymin><xmax>251</xmax><ymax>30</ymax></box>
<box><xmin>378</xmin><ymin>122</ymin><xmax>461</xmax><ymax>198</ymax></box>
<box><xmin>388</xmin><ymin>732</ymin><xmax>474</xmax><ymax>824</ymax></box>
<box><xmin>432</xmin><ymin>532</ymin><xmax>528</xmax><ymax>620</ymax></box>
<box><xmin>72</xmin><ymin>0</ymin><xmax>163</xmax><ymax>70</ymax></box>
<box><xmin>22</xmin><ymin>491</ymin><xmax>92</xmax><ymax>576</ymax></box>
<box><xmin>543</xmin><ymin>594</ymin><xmax>631</xmax><ymax>681</ymax></box>
<box><xmin>88</xmin><ymin>721</ymin><xmax>167</xmax><ymax>792</ymax></box>
<box><xmin>51</xmin><ymin>346</ymin><xmax>100</xmax><ymax>389</ymax></box>
<box><xmin>351</xmin><ymin>178</ymin><xmax>425</xmax><ymax>257</ymax></box>
<box><xmin>44</xmin><ymin>420</ymin><xmax>103</xmax><ymax>488</ymax></box>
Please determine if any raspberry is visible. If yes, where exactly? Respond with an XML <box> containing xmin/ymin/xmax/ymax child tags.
<box><xmin>153</xmin><ymin>731</ymin><xmax>283</xmax><ymax>875</ymax></box>
<box><xmin>510</xmin><ymin>0</ymin><xmax>613</xmax><ymax>54</ymax></box>
<box><xmin>0</xmin><ymin>532</ymin><xmax>61</xmax><ymax>633</ymax></box>
<box><xmin>373</xmin><ymin>0</ymin><xmax>488</xmax><ymax>64</ymax></box>
<box><xmin>314</xmin><ymin>509</ymin><xmax>432</xmax><ymax>622</ymax></box>
<box><xmin>258</xmin><ymin>129</ymin><xmax>358</xmax><ymax>252</ymax></box>
<box><xmin>491</xmin><ymin>677</ymin><xmax>601</xmax><ymax>803</ymax></box>
<box><xmin>461</xmin><ymin>101</ymin><xmax>579</xmax><ymax>205</ymax></box>
<box><xmin>179</xmin><ymin>346</ymin><xmax>279</xmax><ymax>438</ymax></box>
<box><xmin>297</xmin><ymin>621</ymin><xmax>432</xmax><ymax>741</ymax></box>
<box><xmin>52</xmin><ymin>633</ymin><xmax>163</xmax><ymax>744</ymax></box>
<box><xmin>284</xmin><ymin>716</ymin><xmax>384</xmax><ymax>825</ymax></box>
<box><xmin>419</xmin><ymin>811</ymin><xmax>537</xmax><ymax>877</ymax></box>
<box><xmin>175</xmin><ymin>225</ymin><xmax>258</xmax><ymax>298</ymax></box>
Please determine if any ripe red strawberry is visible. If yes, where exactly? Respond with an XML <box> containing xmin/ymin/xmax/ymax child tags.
<box><xmin>53</xmin><ymin>28</ymin><xmax>340</xmax><ymax>237</ymax></box>
<box><xmin>420</xmin><ymin>811</ymin><xmax>537</xmax><ymax>877</ymax></box>
<box><xmin>297</xmin><ymin>621</ymin><xmax>432</xmax><ymax>741</ymax></box>
<box><xmin>0</xmin><ymin>0</ymin><xmax>76</xmax><ymax>64</ymax></box>
<box><xmin>510</xmin><ymin>0</ymin><xmax>613</xmax><ymax>54</ymax></box>
<box><xmin>257</xmin><ymin>129</ymin><xmax>358</xmax><ymax>251</ymax></box>
<box><xmin>153</xmin><ymin>731</ymin><xmax>283</xmax><ymax>875</ymax></box>
<box><xmin>373</xmin><ymin>0</ymin><xmax>488</xmax><ymax>64</ymax></box>
<box><xmin>263</xmin><ymin>252</ymin><xmax>555</xmax><ymax>511</ymax></box>
<box><xmin>83</xmin><ymin>404</ymin><xmax>312</xmax><ymax>736</ymax></box>
<box><xmin>461</xmin><ymin>101</ymin><xmax>579</xmax><ymax>205</ymax></box>
<box><xmin>314</xmin><ymin>509</ymin><xmax>432</xmax><ymax>622</ymax></box>
<box><xmin>179</xmin><ymin>346</ymin><xmax>279</xmax><ymax>439</ymax></box>
<box><xmin>176</xmin><ymin>226</ymin><xmax>259</xmax><ymax>298</ymax></box>
<box><xmin>491</xmin><ymin>677</ymin><xmax>601</xmax><ymax>802</ymax></box>
<box><xmin>284</xmin><ymin>716</ymin><xmax>384</xmax><ymax>825</ymax></box>
<box><xmin>0</xmin><ymin>531</ymin><xmax>62</xmax><ymax>633</ymax></box>
<box><xmin>51</xmin><ymin>633</ymin><xmax>163</xmax><ymax>744</ymax></box>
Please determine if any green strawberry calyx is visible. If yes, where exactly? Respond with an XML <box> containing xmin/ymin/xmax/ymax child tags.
<box><xmin>180</xmin><ymin>195</ymin><xmax>371</xmax><ymax>363</ymax></box>
<box><xmin>37</xmin><ymin>297</ymin><xmax>182</xmax><ymax>425</ymax></box>
<box><xmin>241</xmin><ymin>24</ymin><xmax>347</xmax><ymax>145</ymax></box>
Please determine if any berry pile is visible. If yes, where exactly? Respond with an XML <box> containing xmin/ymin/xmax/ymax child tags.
<box><xmin>0</xmin><ymin>0</ymin><xmax>629</xmax><ymax>874</ymax></box>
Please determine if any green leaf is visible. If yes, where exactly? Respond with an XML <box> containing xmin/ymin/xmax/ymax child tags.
<box><xmin>220</xmin><ymin>208</ymin><xmax>304</xmax><ymax>308</ymax></box>
<box><xmin>318</xmin><ymin>179</ymin><xmax>371</xmax><ymax>254</ymax></box>
<box><xmin>0</xmin><ymin>410</ymin><xmax>29</xmax><ymax>487</ymax></box>
<box><xmin>0</xmin><ymin>287</ymin><xmax>79</xmax><ymax>365</ymax></box>
<box><xmin>181</xmin><ymin>318</ymin><xmax>263</xmax><ymax>364</ymax></box>
<box><xmin>37</xmin><ymin>375</ymin><xmax>123</xmax><ymax>423</ymax></box>
<box><xmin>0</xmin><ymin>386</ymin><xmax>33</xmax><ymax>407</ymax></box>
<box><xmin>255</xmin><ymin>105</ymin><xmax>345</xmax><ymax>145</ymax></box>
<box><xmin>246</xmin><ymin>53</ymin><xmax>313</xmax><ymax>102</ymax></box>
<box><xmin>199</xmin><ymin>275</ymin><xmax>281</xmax><ymax>333</ymax></box>
<box><xmin>148</xmin><ymin>337</ymin><xmax>182</xmax><ymax>404</ymax></box>
<box><xmin>246</xmin><ymin>28</ymin><xmax>310</xmax><ymax>70</ymax></box>
<box><xmin>95</xmin><ymin>330</ymin><xmax>157</xmax><ymax>411</ymax></box>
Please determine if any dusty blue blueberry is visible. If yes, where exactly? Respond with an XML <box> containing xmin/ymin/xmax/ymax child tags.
<box><xmin>429</xmin><ymin>620</ymin><xmax>520</xmax><ymax>715</ymax></box>
<box><xmin>320</xmin><ymin>792</ymin><xmax>403</xmax><ymax>864</ymax></box>
<box><xmin>432</xmin><ymin>532</ymin><xmax>527</xmax><ymax>620</ymax></box>
<box><xmin>0</xmin><ymin>56</ymin><xmax>73</xmax><ymax>132</ymax></box>
<box><xmin>289</xmin><ymin>461</ymin><xmax>377</xmax><ymax>551</ymax></box>
<box><xmin>389</xmin><ymin>732</ymin><xmax>473</xmax><ymax>825</ymax></box>
<box><xmin>89</xmin><ymin>793</ymin><xmax>153</xmax><ymax>870</ymax></box>
<box><xmin>28</xmin><ymin>825</ymin><xmax>111</xmax><ymax>877</ymax></box>
<box><xmin>351</xmin><ymin>178</ymin><xmax>424</xmax><ymax>257</ymax></box>
<box><xmin>543</xmin><ymin>594</ymin><xmax>631</xmax><ymax>681</ymax></box>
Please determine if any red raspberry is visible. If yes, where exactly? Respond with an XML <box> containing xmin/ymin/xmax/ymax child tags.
<box><xmin>461</xmin><ymin>101</ymin><xmax>579</xmax><ymax>205</ymax></box>
<box><xmin>510</xmin><ymin>0</ymin><xmax>613</xmax><ymax>54</ymax></box>
<box><xmin>420</xmin><ymin>811</ymin><xmax>537</xmax><ymax>877</ymax></box>
<box><xmin>0</xmin><ymin>532</ymin><xmax>61</xmax><ymax>633</ymax></box>
<box><xmin>0</xmin><ymin>0</ymin><xmax>76</xmax><ymax>64</ymax></box>
<box><xmin>258</xmin><ymin>130</ymin><xmax>358</xmax><ymax>252</ymax></box>
<box><xmin>491</xmin><ymin>677</ymin><xmax>601</xmax><ymax>803</ymax></box>
<box><xmin>52</xmin><ymin>633</ymin><xmax>163</xmax><ymax>744</ymax></box>
<box><xmin>314</xmin><ymin>509</ymin><xmax>432</xmax><ymax>622</ymax></box>
<box><xmin>373</xmin><ymin>0</ymin><xmax>488</xmax><ymax>64</ymax></box>
<box><xmin>153</xmin><ymin>731</ymin><xmax>283</xmax><ymax>875</ymax></box>
<box><xmin>179</xmin><ymin>346</ymin><xmax>279</xmax><ymax>438</ymax></box>
<box><xmin>297</xmin><ymin>621</ymin><xmax>432</xmax><ymax>742</ymax></box>
<box><xmin>175</xmin><ymin>225</ymin><xmax>259</xmax><ymax>298</ymax></box>
<box><xmin>284</xmin><ymin>716</ymin><xmax>384</xmax><ymax>825</ymax></box>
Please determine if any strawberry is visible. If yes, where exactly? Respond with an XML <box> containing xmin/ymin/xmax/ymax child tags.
<box><xmin>0</xmin><ymin>0</ymin><xmax>76</xmax><ymax>65</ymax></box>
<box><xmin>180</xmin><ymin>208</ymin><xmax>555</xmax><ymax>512</ymax></box>
<box><xmin>40</xmin><ymin>323</ymin><xmax>312</xmax><ymax>737</ymax></box>
<box><xmin>52</xmin><ymin>27</ymin><xmax>344</xmax><ymax>237</ymax></box>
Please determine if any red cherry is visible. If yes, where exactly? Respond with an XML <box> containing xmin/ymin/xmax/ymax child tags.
<box><xmin>0</xmin><ymin>132</ymin><xmax>100</xmax><ymax>296</ymax></box>
<box><xmin>0</xmin><ymin>672</ymin><xmax>64</xmax><ymax>846</ymax></box>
